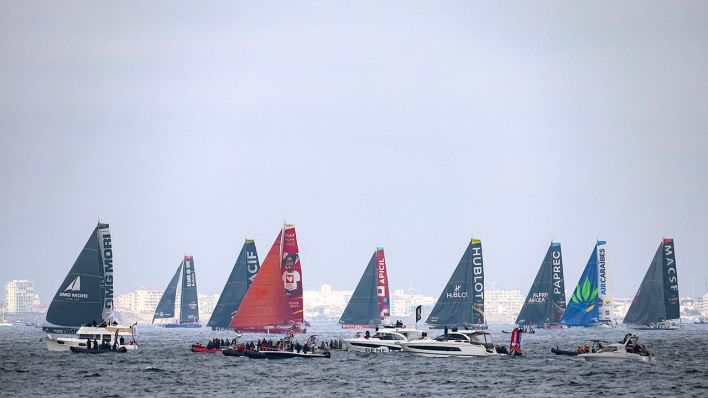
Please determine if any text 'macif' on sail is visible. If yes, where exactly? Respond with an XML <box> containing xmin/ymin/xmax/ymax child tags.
<box><xmin>516</xmin><ymin>242</ymin><xmax>566</xmax><ymax>326</ymax></box>
<box><xmin>45</xmin><ymin>222</ymin><xmax>114</xmax><ymax>333</ymax></box>
<box><xmin>561</xmin><ymin>240</ymin><xmax>609</xmax><ymax>327</ymax></box>
<box><xmin>623</xmin><ymin>238</ymin><xmax>680</xmax><ymax>326</ymax></box>
<box><xmin>339</xmin><ymin>247</ymin><xmax>391</xmax><ymax>328</ymax></box>
<box><xmin>426</xmin><ymin>238</ymin><xmax>485</xmax><ymax>329</ymax></box>
<box><xmin>207</xmin><ymin>239</ymin><xmax>261</xmax><ymax>330</ymax></box>
<box><xmin>229</xmin><ymin>224</ymin><xmax>305</xmax><ymax>333</ymax></box>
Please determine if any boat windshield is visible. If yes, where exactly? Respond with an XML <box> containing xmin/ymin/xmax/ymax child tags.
<box><xmin>372</xmin><ymin>332</ymin><xmax>405</xmax><ymax>341</ymax></box>
<box><xmin>435</xmin><ymin>333</ymin><xmax>470</xmax><ymax>342</ymax></box>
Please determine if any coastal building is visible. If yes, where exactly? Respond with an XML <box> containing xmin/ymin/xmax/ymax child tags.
<box><xmin>485</xmin><ymin>289</ymin><xmax>524</xmax><ymax>324</ymax></box>
<box><xmin>4</xmin><ymin>280</ymin><xmax>36</xmax><ymax>313</ymax></box>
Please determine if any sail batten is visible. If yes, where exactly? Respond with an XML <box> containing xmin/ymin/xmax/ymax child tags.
<box><xmin>208</xmin><ymin>240</ymin><xmax>260</xmax><ymax>330</ymax></box>
<box><xmin>426</xmin><ymin>238</ymin><xmax>485</xmax><ymax>328</ymax></box>
<box><xmin>339</xmin><ymin>247</ymin><xmax>390</xmax><ymax>328</ymax></box>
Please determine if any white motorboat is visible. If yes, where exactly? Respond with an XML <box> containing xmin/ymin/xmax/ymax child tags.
<box><xmin>344</xmin><ymin>327</ymin><xmax>425</xmax><ymax>353</ymax></box>
<box><xmin>399</xmin><ymin>330</ymin><xmax>500</xmax><ymax>357</ymax></box>
<box><xmin>46</xmin><ymin>325</ymin><xmax>139</xmax><ymax>352</ymax></box>
<box><xmin>578</xmin><ymin>334</ymin><xmax>654</xmax><ymax>363</ymax></box>
<box><xmin>1</xmin><ymin>310</ymin><xmax>12</xmax><ymax>327</ymax></box>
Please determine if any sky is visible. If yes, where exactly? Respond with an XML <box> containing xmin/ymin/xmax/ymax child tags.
<box><xmin>1</xmin><ymin>1</ymin><xmax>707</xmax><ymax>303</ymax></box>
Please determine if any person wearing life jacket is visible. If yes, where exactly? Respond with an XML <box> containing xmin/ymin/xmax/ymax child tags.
<box><xmin>584</xmin><ymin>344</ymin><xmax>590</xmax><ymax>353</ymax></box>
<box><xmin>576</xmin><ymin>345</ymin><xmax>583</xmax><ymax>353</ymax></box>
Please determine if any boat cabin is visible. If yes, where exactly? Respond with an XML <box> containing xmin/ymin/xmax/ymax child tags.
<box><xmin>434</xmin><ymin>330</ymin><xmax>494</xmax><ymax>350</ymax></box>
<box><xmin>371</xmin><ymin>328</ymin><xmax>422</xmax><ymax>341</ymax></box>
<box><xmin>76</xmin><ymin>326</ymin><xmax>136</xmax><ymax>347</ymax></box>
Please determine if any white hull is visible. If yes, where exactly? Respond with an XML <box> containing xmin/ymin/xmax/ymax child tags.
<box><xmin>627</xmin><ymin>323</ymin><xmax>679</xmax><ymax>330</ymax></box>
<box><xmin>344</xmin><ymin>339</ymin><xmax>403</xmax><ymax>353</ymax></box>
<box><xmin>579</xmin><ymin>352</ymin><xmax>654</xmax><ymax>362</ymax></box>
<box><xmin>46</xmin><ymin>325</ymin><xmax>139</xmax><ymax>352</ymax></box>
<box><xmin>399</xmin><ymin>340</ymin><xmax>498</xmax><ymax>357</ymax></box>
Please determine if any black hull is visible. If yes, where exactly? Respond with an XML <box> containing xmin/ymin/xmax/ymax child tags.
<box><xmin>70</xmin><ymin>346</ymin><xmax>127</xmax><ymax>354</ymax></box>
<box><xmin>551</xmin><ymin>348</ymin><xmax>579</xmax><ymax>356</ymax></box>
<box><xmin>222</xmin><ymin>349</ymin><xmax>245</xmax><ymax>357</ymax></box>
<box><xmin>244</xmin><ymin>349</ymin><xmax>331</xmax><ymax>359</ymax></box>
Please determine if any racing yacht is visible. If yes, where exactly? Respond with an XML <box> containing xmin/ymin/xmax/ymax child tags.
<box><xmin>344</xmin><ymin>325</ymin><xmax>425</xmax><ymax>353</ymax></box>
<box><xmin>578</xmin><ymin>334</ymin><xmax>655</xmax><ymax>362</ymax></box>
<box><xmin>399</xmin><ymin>329</ymin><xmax>500</xmax><ymax>357</ymax></box>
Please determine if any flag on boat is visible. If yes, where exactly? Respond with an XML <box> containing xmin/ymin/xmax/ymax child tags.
<box><xmin>415</xmin><ymin>305</ymin><xmax>422</xmax><ymax>323</ymax></box>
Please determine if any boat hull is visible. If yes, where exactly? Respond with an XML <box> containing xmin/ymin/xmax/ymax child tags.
<box><xmin>344</xmin><ymin>339</ymin><xmax>403</xmax><ymax>353</ymax></box>
<box><xmin>70</xmin><ymin>346</ymin><xmax>127</xmax><ymax>354</ymax></box>
<box><xmin>163</xmin><ymin>323</ymin><xmax>202</xmax><ymax>329</ymax></box>
<box><xmin>243</xmin><ymin>349</ymin><xmax>331</xmax><ymax>359</ymax></box>
<box><xmin>551</xmin><ymin>348</ymin><xmax>580</xmax><ymax>356</ymax></box>
<box><xmin>191</xmin><ymin>346</ymin><xmax>222</xmax><ymax>353</ymax></box>
<box><xmin>399</xmin><ymin>341</ymin><xmax>498</xmax><ymax>357</ymax></box>
<box><xmin>222</xmin><ymin>349</ymin><xmax>245</xmax><ymax>357</ymax></box>
<box><xmin>579</xmin><ymin>352</ymin><xmax>655</xmax><ymax>362</ymax></box>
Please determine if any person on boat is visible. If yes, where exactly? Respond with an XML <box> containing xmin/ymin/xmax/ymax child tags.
<box><xmin>576</xmin><ymin>345</ymin><xmax>583</xmax><ymax>353</ymax></box>
<box><xmin>294</xmin><ymin>342</ymin><xmax>302</xmax><ymax>353</ymax></box>
<box><xmin>364</xmin><ymin>331</ymin><xmax>370</xmax><ymax>339</ymax></box>
<box><xmin>92</xmin><ymin>340</ymin><xmax>98</xmax><ymax>349</ymax></box>
<box><xmin>584</xmin><ymin>344</ymin><xmax>590</xmax><ymax>353</ymax></box>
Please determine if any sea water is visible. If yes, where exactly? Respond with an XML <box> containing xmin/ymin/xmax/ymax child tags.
<box><xmin>1</xmin><ymin>322</ymin><xmax>707</xmax><ymax>397</ymax></box>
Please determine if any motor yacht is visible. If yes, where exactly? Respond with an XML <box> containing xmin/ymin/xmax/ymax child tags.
<box><xmin>344</xmin><ymin>326</ymin><xmax>425</xmax><ymax>353</ymax></box>
<box><xmin>46</xmin><ymin>324</ymin><xmax>139</xmax><ymax>352</ymax></box>
<box><xmin>399</xmin><ymin>330</ymin><xmax>500</xmax><ymax>357</ymax></box>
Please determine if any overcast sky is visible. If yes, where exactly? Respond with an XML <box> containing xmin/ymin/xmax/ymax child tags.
<box><xmin>1</xmin><ymin>1</ymin><xmax>707</xmax><ymax>303</ymax></box>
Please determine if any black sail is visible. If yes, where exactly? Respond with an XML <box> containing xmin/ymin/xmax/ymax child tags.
<box><xmin>623</xmin><ymin>240</ymin><xmax>680</xmax><ymax>325</ymax></box>
<box><xmin>339</xmin><ymin>251</ymin><xmax>380</xmax><ymax>327</ymax></box>
<box><xmin>180</xmin><ymin>256</ymin><xmax>199</xmax><ymax>324</ymax></box>
<box><xmin>426</xmin><ymin>239</ymin><xmax>485</xmax><ymax>328</ymax></box>
<box><xmin>516</xmin><ymin>242</ymin><xmax>565</xmax><ymax>325</ymax></box>
<box><xmin>208</xmin><ymin>240</ymin><xmax>260</xmax><ymax>330</ymax></box>
<box><xmin>153</xmin><ymin>262</ymin><xmax>182</xmax><ymax>322</ymax></box>
<box><xmin>45</xmin><ymin>223</ymin><xmax>108</xmax><ymax>329</ymax></box>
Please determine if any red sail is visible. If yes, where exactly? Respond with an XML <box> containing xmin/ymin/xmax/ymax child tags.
<box><xmin>229</xmin><ymin>229</ymin><xmax>292</xmax><ymax>329</ymax></box>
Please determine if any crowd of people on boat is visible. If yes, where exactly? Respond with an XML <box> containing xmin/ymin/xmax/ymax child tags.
<box><xmin>84</xmin><ymin>338</ymin><xmax>124</xmax><ymax>351</ymax></box>
<box><xmin>197</xmin><ymin>337</ymin><xmax>344</xmax><ymax>353</ymax></box>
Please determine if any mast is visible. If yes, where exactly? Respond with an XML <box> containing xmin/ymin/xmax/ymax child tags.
<box><xmin>207</xmin><ymin>239</ymin><xmax>260</xmax><ymax>330</ymax></box>
<box><xmin>426</xmin><ymin>238</ymin><xmax>485</xmax><ymax>329</ymax></box>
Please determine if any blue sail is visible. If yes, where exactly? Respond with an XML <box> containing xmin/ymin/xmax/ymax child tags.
<box><xmin>560</xmin><ymin>242</ymin><xmax>601</xmax><ymax>326</ymax></box>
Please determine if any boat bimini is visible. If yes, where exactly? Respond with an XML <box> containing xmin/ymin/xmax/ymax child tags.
<box><xmin>344</xmin><ymin>326</ymin><xmax>425</xmax><ymax>353</ymax></box>
<box><xmin>399</xmin><ymin>330</ymin><xmax>501</xmax><ymax>357</ymax></box>
<box><xmin>578</xmin><ymin>334</ymin><xmax>654</xmax><ymax>362</ymax></box>
<box><xmin>46</xmin><ymin>325</ymin><xmax>138</xmax><ymax>352</ymax></box>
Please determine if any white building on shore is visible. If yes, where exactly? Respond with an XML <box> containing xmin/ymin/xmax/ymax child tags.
<box><xmin>4</xmin><ymin>280</ymin><xmax>38</xmax><ymax>313</ymax></box>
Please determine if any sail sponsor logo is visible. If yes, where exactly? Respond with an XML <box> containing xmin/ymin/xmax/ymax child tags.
<box><xmin>552</xmin><ymin>250</ymin><xmax>563</xmax><ymax>294</ymax></box>
<box><xmin>246</xmin><ymin>251</ymin><xmax>259</xmax><ymax>285</ymax></box>
<box><xmin>184</xmin><ymin>259</ymin><xmax>195</xmax><ymax>287</ymax></box>
<box><xmin>528</xmin><ymin>292</ymin><xmax>548</xmax><ymax>303</ymax></box>
<box><xmin>377</xmin><ymin>256</ymin><xmax>387</xmax><ymax>297</ymax></box>
<box><xmin>664</xmin><ymin>244</ymin><xmax>678</xmax><ymax>292</ymax></box>
<box><xmin>100</xmin><ymin>232</ymin><xmax>114</xmax><ymax>310</ymax></box>
<box><xmin>447</xmin><ymin>284</ymin><xmax>468</xmax><ymax>299</ymax></box>
<box><xmin>471</xmin><ymin>246</ymin><xmax>484</xmax><ymax>301</ymax></box>
<box><xmin>598</xmin><ymin>247</ymin><xmax>607</xmax><ymax>296</ymax></box>
<box><xmin>59</xmin><ymin>276</ymin><xmax>88</xmax><ymax>299</ymax></box>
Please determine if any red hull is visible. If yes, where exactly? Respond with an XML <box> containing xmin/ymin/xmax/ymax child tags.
<box><xmin>236</xmin><ymin>326</ymin><xmax>307</xmax><ymax>334</ymax></box>
<box><xmin>191</xmin><ymin>346</ymin><xmax>223</xmax><ymax>353</ymax></box>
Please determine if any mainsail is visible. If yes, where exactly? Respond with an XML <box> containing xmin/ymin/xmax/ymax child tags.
<box><xmin>339</xmin><ymin>247</ymin><xmax>391</xmax><ymax>328</ymax></box>
<box><xmin>229</xmin><ymin>224</ymin><xmax>305</xmax><ymax>331</ymax></box>
<box><xmin>623</xmin><ymin>239</ymin><xmax>680</xmax><ymax>325</ymax></box>
<box><xmin>561</xmin><ymin>241</ymin><xmax>605</xmax><ymax>326</ymax></box>
<box><xmin>180</xmin><ymin>256</ymin><xmax>199</xmax><ymax>324</ymax></box>
<box><xmin>208</xmin><ymin>240</ymin><xmax>260</xmax><ymax>330</ymax></box>
<box><xmin>153</xmin><ymin>262</ymin><xmax>182</xmax><ymax>322</ymax></box>
<box><xmin>426</xmin><ymin>238</ymin><xmax>485</xmax><ymax>328</ymax></box>
<box><xmin>516</xmin><ymin>242</ymin><xmax>566</xmax><ymax>326</ymax></box>
<box><xmin>46</xmin><ymin>223</ymin><xmax>114</xmax><ymax>330</ymax></box>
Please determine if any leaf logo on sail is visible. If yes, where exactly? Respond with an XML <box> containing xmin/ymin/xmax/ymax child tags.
<box><xmin>571</xmin><ymin>277</ymin><xmax>598</xmax><ymax>309</ymax></box>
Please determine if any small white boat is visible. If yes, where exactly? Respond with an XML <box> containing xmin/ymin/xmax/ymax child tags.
<box><xmin>578</xmin><ymin>334</ymin><xmax>654</xmax><ymax>363</ymax></box>
<box><xmin>399</xmin><ymin>330</ymin><xmax>500</xmax><ymax>357</ymax></box>
<box><xmin>0</xmin><ymin>310</ymin><xmax>12</xmax><ymax>327</ymax></box>
<box><xmin>46</xmin><ymin>325</ymin><xmax>139</xmax><ymax>352</ymax></box>
<box><xmin>344</xmin><ymin>326</ymin><xmax>425</xmax><ymax>353</ymax></box>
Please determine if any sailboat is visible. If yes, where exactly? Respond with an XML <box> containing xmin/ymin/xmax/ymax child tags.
<box><xmin>229</xmin><ymin>224</ymin><xmax>306</xmax><ymax>334</ymax></box>
<box><xmin>339</xmin><ymin>247</ymin><xmax>391</xmax><ymax>328</ymax></box>
<box><xmin>207</xmin><ymin>239</ymin><xmax>261</xmax><ymax>330</ymax></box>
<box><xmin>516</xmin><ymin>242</ymin><xmax>567</xmax><ymax>329</ymax></box>
<box><xmin>1</xmin><ymin>310</ymin><xmax>12</xmax><ymax>327</ymax></box>
<box><xmin>623</xmin><ymin>238</ymin><xmax>680</xmax><ymax>330</ymax></box>
<box><xmin>426</xmin><ymin>238</ymin><xmax>486</xmax><ymax>330</ymax></box>
<box><xmin>561</xmin><ymin>240</ymin><xmax>613</xmax><ymax>327</ymax></box>
<box><xmin>44</xmin><ymin>222</ymin><xmax>138</xmax><ymax>351</ymax></box>
<box><xmin>153</xmin><ymin>256</ymin><xmax>201</xmax><ymax>328</ymax></box>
